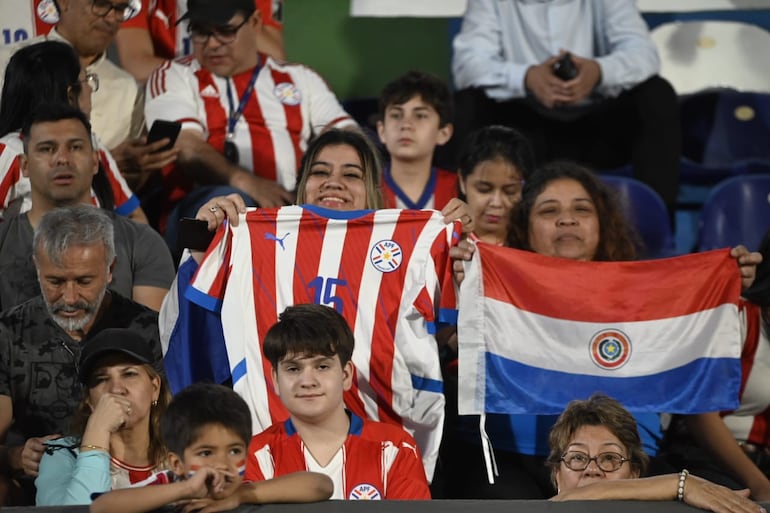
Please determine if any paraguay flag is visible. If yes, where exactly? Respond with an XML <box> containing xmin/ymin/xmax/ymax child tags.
<box><xmin>457</xmin><ymin>244</ymin><xmax>743</xmax><ymax>416</ymax></box>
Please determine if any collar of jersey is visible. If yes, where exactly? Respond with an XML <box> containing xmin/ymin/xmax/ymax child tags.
<box><xmin>301</xmin><ymin>204</ymin><xmax>374</xmax><ymax>220</ymax></box>
<box><xmin>284</xmin><ymin>410</ymin><xmax>364</xmax><ymax>437</ymax></box>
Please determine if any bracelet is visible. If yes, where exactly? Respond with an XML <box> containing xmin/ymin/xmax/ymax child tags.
<box><xmin>80</xmin><ymin>444</ymin><xmax>109</xmax><ymax>453</ymax></box>
<box><xmin>677</xmin><ymin>469</ymin><xmax>689</xmax><ymax>502</ymax></box>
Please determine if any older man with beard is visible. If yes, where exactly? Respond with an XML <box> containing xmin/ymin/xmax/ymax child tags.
<box><xmin>0</xmin><ymin>204</ymin><xmax>161</xmax><ymax>506</ymax></box>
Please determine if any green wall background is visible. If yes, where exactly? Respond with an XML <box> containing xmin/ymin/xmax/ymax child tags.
<box><xmin>284</xmin><ymin>0</ymin><xmax>453</xmax><ymax>100</ymax></box>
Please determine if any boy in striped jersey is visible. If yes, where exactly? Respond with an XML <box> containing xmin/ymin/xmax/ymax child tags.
<box><xmin>245</xmin><ymin>303</ymin><xmax>432</xmax><ymax>500</ymax></box>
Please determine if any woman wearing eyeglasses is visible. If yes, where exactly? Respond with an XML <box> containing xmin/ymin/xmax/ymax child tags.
<box><xmin>548</xmin><ymin>394</ymin><xmax>763</xmax><ymax>513</ymax></box>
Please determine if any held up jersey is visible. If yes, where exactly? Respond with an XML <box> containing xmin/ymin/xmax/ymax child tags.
<box><xmin>246</xmin><ymin>413</ymin><xmax>430</xmax><ymax>500</ymax></box>
<box><xmin>186</xmin><ymin>205</ymin><xmax>460</xmax><ymax>478</ymax></box>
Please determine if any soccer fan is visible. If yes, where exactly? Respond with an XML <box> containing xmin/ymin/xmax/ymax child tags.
<box><xmin>116</xmin><ymin>0</ymin><xmax>284</xmax><ymax>83</ymax></box>
<box><xmin>445</xmin><ymin>161</ymin><xmax>761</xmax><ymax>499</ymax></box>
<box><xmin>0</xmin><ymin>103</ymin><xmax>174</xmax><ymax>312</ymax></box>
<box><xmin>548</xmin><ymin>394</ymin><xmax>762</xmax><ymax>513</ymax></box>
<box><xmin>247</xmin><ymin>304</ymin><xmax>431</xmax><ymax>500</ymax></box>
<box><xmin>36</xmin><ymin>329</ymin><xmax>170</xmax><ymax>506</ymax></box>
<box><xmin>162</xmin><ymin>128</ymin><xmax>468</xmax><ymax>481</ymax></box>
<box><xmin>90</xmin><ymin>383</ymin><xmax>332</xmax><ymax>513</ymax></box>
<box><xmin>451</xmin><ymin>0</ymin><xmax>681</xmax><ymax>217</ymax></box>
<box><xmin>0</xmin><ymin>0</ymin><xmax>178</xmax><ymax>186</ymax></box>
<box><xmin>376</xmin><ymin>70</ymin><xmax>456</xmax><ymax>210</ymax></box>
<box><xmin>144</xmin><ymin>0</ymin><xmax>354</xmax><ymax>244</ymax></box>
<box><xmin>0</xmin><ymin>206</ymin><xmax>162</xmax><ymax>506</ymax></box>
<box><xmin>0</xmin><ymin>40</ymin><xmax>145</xmax><ymax>223</ymax></box>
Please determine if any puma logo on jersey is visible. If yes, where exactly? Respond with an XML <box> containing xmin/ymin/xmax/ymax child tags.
<box><xmin>265</xmin><ymin>232</ymin><xmax>290</xmax><ymax>250</ymax></box>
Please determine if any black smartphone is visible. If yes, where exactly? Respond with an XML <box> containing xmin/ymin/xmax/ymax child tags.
<box><xmin>146</xmin><ymin>120</ymin><xmax>181</xmax><ymax>152</ymax></box>
<box><xmin>177</xmin><ymin>217</ymin><xmax>215</xmax><ymax>251</ymax></box>
<box><xmin>553</xmin><ymin>52</ymin><xmax>578</xmax><ymax>81</ymax></box>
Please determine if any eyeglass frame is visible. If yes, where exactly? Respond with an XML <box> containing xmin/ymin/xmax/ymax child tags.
<box><xmin>188</xmin><ymin>17</ymin><xmax>251</xmax><ymax>46</ymax></box>
<box><xmin>560</xmin><ymin>451</ymin><xmax>631</xmax><ymax>473</ymax></box>
<box><xmin>90</xmin><ymin>0</ymin><xmax>139</xmax><ymax>21</ymax></box>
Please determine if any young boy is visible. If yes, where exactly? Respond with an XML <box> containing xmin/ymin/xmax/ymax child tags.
<box><xmin>91</xmin><ymin>384</ymin><xmax>332</xmax><ymax>513</ymax></box>
<box><xmin>377</xmin><ymin>70</ymin><xmax>457</xmax><ymax>210</ymax></box>
<box><xmin>246</xmin><ymin>304</ymin><xmax>431</xmax><ymax>500</ymax></box>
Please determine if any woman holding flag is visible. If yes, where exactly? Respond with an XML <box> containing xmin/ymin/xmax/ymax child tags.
<box><xmin>445</xmin><ymin>161</ymin><xmax>761</xmax><ymax>499</ymax></box>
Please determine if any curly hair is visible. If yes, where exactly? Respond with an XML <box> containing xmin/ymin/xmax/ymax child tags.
<box><xmin>507</xmin><ymin>161</ymin><xmax>638</xmax><ymax>261</ymax></box>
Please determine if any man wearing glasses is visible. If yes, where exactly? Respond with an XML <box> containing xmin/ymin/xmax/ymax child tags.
<box><xmin>0</xmin><ymin>0</ymin><xmax>178</xmax><ymax>214</ymax></box>
<box><xmin>144</xmin><ymin>0</ymin><xmax>354</xmax><ymax>249</ymax></box>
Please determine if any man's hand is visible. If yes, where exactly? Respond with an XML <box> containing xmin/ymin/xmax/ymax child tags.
<box><xmin>524</xmin><ymin>56</ymin><xmax>574</xmax><ymax>109</ymax></box>
<box><xmin>18</xmin><ymin>434</ymin><xmax>60</xmax><ymax>477</ymax></box>
<box><xmin>560</xmin><ymin>54</ymin><xmax>602</xmax><ymax>105</ymax></box>
<box><xmin>111</xmin><ymin>137</ymin><xmax>180</xmax><ymax>191</ymax></box>
<box><xmin>229</xmin><ymin>172</ymin><xmax>295</xmax><ymax>208</ymax></box>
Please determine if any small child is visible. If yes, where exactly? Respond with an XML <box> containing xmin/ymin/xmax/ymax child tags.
<box><xmin>91</xmin><ymin>383</ymin><xmax>332</xmax><ymax>513</ymax></box>
<box><xmin>377</xmin><ymin>70</ymin><xmax>457</xmax><ymax>210</ymax></box>
<box><xmin>246</xmin><ymin>303</ymin><xmax>431</xmax><ymax>500</ymax></box>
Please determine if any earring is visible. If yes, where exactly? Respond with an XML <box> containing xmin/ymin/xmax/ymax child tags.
<box><xmin>152</xmin><ymin>400</ymin><xmax>158</xmax><ymax>407</ymax></box>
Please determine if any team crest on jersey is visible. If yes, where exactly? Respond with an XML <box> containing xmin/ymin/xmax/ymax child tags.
<box><xmin>348</xmin><ymin>483</ymin><xmax>382</xmax><ymax>500</ymax></box>
<box><xmin>589</xmin><ymin>329</ymin><xmax>631</xmax><ymax>370</ymax></box>
<box><xmin>370</xmin><ymin>240</ymin><xmax>402</xmax><ymax>273</ymax></box>
<box><xmin>274</xmin><ymin>83</ymin><xmax>302</xmax><ymax>106</ymax></box>
<box><xmin>37</xmin><ymin>0</ymin><xmax>59</xmax><ymax>24</ymax></box>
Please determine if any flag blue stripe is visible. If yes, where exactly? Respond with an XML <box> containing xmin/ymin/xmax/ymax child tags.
<box><xmin>483</xmin><ymin>353</ymin><xmax>740</xmax><ymax>415</ymax></box>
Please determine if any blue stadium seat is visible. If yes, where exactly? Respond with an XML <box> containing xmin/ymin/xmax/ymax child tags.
<box><xmin>697</xmin><ymin>174</ymin><xmax>770</xmax><ymax>251</ymax></box>
<box><xmin>600</xmin><ymin>176</ymin><xmax>676</xmax><ymax>259</ymax></box>
<box><xmin>680</xmin><ymin>90</ymin><xmax>770</xmax><ymax>184</ymax></box>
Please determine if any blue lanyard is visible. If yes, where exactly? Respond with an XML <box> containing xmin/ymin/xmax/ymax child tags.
<box><xmin>225</xmin><ymin>59</ymin><xmax>261</xmax><ymax>140</ymax></box>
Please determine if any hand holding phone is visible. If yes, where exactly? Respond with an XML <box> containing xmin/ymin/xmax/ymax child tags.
<box><xmin>146</xmin><ymin>120</ymin><xmax>181</xmax><ymax>152</ymax></box>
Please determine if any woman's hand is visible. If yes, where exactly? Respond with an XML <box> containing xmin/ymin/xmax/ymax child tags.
<box><xmin>195</xmin><ymin>194</ymin><xmax>248</xmax><ymax>232</ymax></box>
<box><xmin>86</xmin><ymin>393</ymin><xmax>133</xmax><ymax>435</ymax></box>
<box><xmin>684</xmin><ymin>474</ymin><xmax>764</xmax><ymax>513</ymax></box>
<box><xmin>441</xmin><ymin>198</ymin><xmax>475</xmax><ymax>234</ymax></box>
<box><xmin>731</xmin><ymin>245</ymin><xmax>763</xmax><ymax>291</ymax></box>
<box><xmin>450</xmin><ymin>239</ymin><xmax>476</xmax><ymax>285</ymax></box>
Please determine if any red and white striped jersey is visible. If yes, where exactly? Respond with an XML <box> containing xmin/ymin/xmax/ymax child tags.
<box><xmin>722</xmin><ymin>302</ymin><xmax>770</xmax><ymax>446</ymax></box>
<box><xmin>246</xmin><ymin>413</ymin><xmax>430</xmax><ymax>499</ymax></box>
<box><xmin>121</xmin><ymin>0</ymin><xmax>281</xmax><ymax>60</ymax></box>
<box><xmin>145</xmin><ymin>55</ymin><xmax>353</xmax><ymax>190</ymax></box>
<box><xmin>186</xmin><ymin>205</ymin><xmax>460</xmax><ymax>479</ymax></box>
<box><xmin>0</xmin><ymin>131</ymin><xmax>138</xmax><ymax>218</ymax></box>
<box><xmin>382</xmin><ymin>166</ymin><xmax>459</xmax><ymax>211</ymax></box>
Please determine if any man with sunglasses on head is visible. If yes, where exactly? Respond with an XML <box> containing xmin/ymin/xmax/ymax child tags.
<box><xmin>144</xmin><ymin>0</ymin><xmax>354</xmax><ymax>251</ymax></box>
<box><xmin>0</xmin><ymin>0</ymin><xmax>179</xmax><ymax>213</ymax></box>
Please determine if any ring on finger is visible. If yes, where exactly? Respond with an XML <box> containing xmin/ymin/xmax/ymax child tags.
<box><xmin>209</xmin><ymin>205</ymin><xmax>219</xmax><ymax>213</ymax></box>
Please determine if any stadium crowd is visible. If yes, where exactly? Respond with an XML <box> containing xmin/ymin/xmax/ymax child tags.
<box><xmin>0</xmin><ymin>0</ymin><xmax>768</xmax><ymax>511</ymax></box>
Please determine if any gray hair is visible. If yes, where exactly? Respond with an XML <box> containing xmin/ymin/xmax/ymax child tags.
<box><xmin>33</xmin><ymin>206</ymin><xmax>116</xmax><ymax>267</ymax></box>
